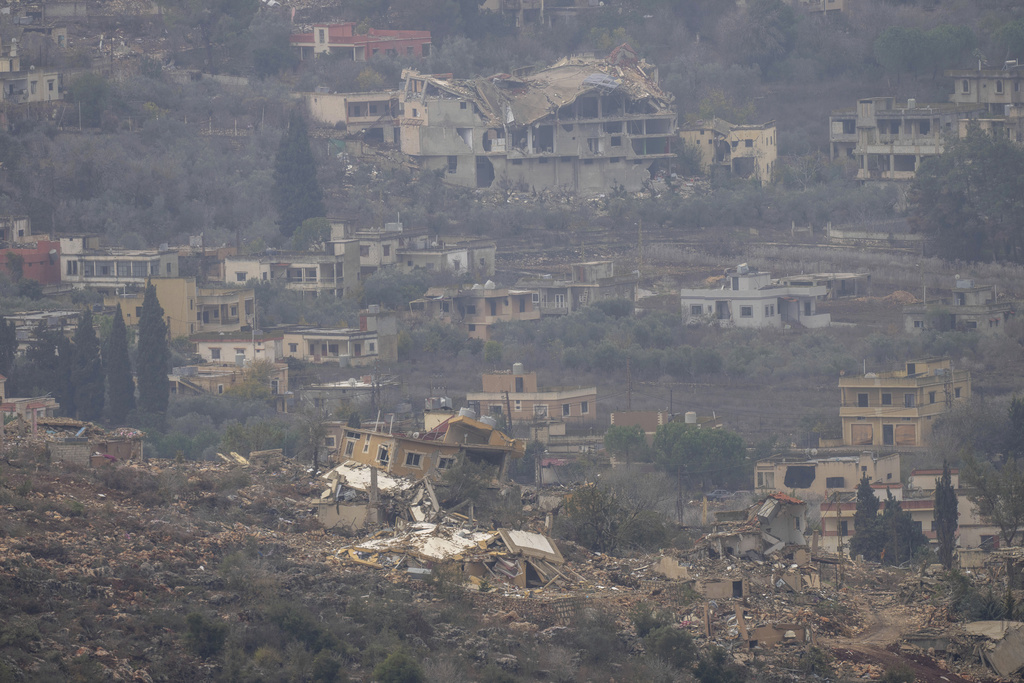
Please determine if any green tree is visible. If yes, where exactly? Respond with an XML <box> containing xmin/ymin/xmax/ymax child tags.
<box><xmin>652</xmin><ymin>423</ymin><xmax>746</xmax><ymax>489</ymax></box>
<box><xmin>604</xmin><ymin>424</ymin><xmax>649</xmax><ymax>467</ymax></box>
<box><xmin>879</xmin><ymin>490</ymin><xmax>928</xmax><ymax>566</ymax></box>
<box><xmin>64</xmin><ymin>73</ymin><xmax>114</xmax><ymax>128</ymax></box>
<box><xmin>71</xmin><ymin>307</ymin><xmax>105</xmax><ymax>421</ymax></box>
<box><xmin>291</xmin><ymin>217</ymin><xmax>331</xmax><ymax>252</ymax></box>
<box><xmin>849</xmin><ymin>475</ymin><xmax>883</xmax><ymax>561</ymax></box>
<box><xmin>220</xmin><ymin>419</ymin><xmax>285</xmax><ymax>457</ymax></box>
<box><xmin>1006</xmin><ymin>396</ymin><xmax>1024</xmax><ymax>461</ymax></box>
<box><xmin>482</xmin><ymin>340</ymin><xmax>503</xmax><ymax>364</ymax></box>
<box><xmin>105</xmin><ymin>304</ymin><xmax>136</xmax><ymax>425</ymax></box>
<box><xmin>962</xmin><ymin>454</ymin><xmax>1024</xmax><ymax>547</ymax></box>
<box><xmin>157</xmin><ymin>0</ymin><xmax>258</xmax><ymax>72</ymax></box>
<box><xmin>273</xmin><ymin>110</ymin><xmax>325</xmax><ymax>238</ymax></box>
<box><xmin>733</xmin><ymin>0</ymin><xmax>797</xmax><ymax>75</ymax></box>
<box><xmin>137</xmin><ymin>282</ymin><xmax>170</xmax><ymax>418</ymax></box>
<box><xmin>993</xmin><ymin>19</ymin><xmax>1024</xmax><ymax>62</ymax></box>
<box><xmin>910</xmin><ymin>124</ymin><xmax>1024</xmax><ymax>263</ymax></box>
<box><xmin>934</xmin><ymin>460</ymin><xmax>958</xmax><ymax>570</ymax></box>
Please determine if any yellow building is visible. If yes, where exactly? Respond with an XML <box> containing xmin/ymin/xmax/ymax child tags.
<box><xmin>754</xmin><ymin>452</ymin><xmax>901</xmax><ymax>501</ymax></box>
<box><xmin>839</xmin><ymin>358</ymin><xmax>970</xmax><ymax>448</ymax></box>
<box><xmin>678</xmin><ymin>119</ymin><xmax>777</xmax><ymax>185</ymax></box>
<box><xmin>105</xmin><ymin>278</ymin><xmax>255</xmax><ymax>338</ymax></box>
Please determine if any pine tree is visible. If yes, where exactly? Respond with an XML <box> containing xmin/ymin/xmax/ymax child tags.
<box><xmin>849</xmin><ymin>475</ymin><xmax>882</xmax><ymax>561</ymax></box>
<box><xmin>105</xmin><ymin>304</ymin><xmax>136</xmax><ymax>424</ymax></box>
<box><xmin>71</xmin><ymin>307</ymin><xmax>105</xmax><ymax>421</ymax></box>
<box><xmin>136</xmin><ymin>282</ymin><xmax>170</xmax><ymax>417</ymax></box>
<box><xmin>54</xmin><ymin>333</ymin><xmax>75</xmax><ymax>418</ymax></box>
<box><xmin>934</xmin><ymin>460</ymin><xmax>959</xmax><ymax>570</ymax></box>
<box><xmin>879</xmin><ymin>490</ymin><xmax>928</xmax><ymax>566</ymax></box>
<box><xmin>272</xmin><ymin>110</ymin><xmax>325</xmax><ymax>237</ymax></box>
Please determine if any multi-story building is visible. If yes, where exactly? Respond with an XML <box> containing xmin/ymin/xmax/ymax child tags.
<box><xmin>946</xmin><ymin>62</ymin><xmax>1024</xmax><ymax>143</ymax></box>
<box><xmin>59</xmin><ymin>236</ymin><xmax>179</xmax><ymax>295</ymax></box>
<box><xmin>397</xmin><ymin>46</ymin><xmax>676</xmax><ymax>193</ymax></box>
<box><xmin>903</xmin><ymin>278</ymin><xmax>1014</xmax><ymax>334</ymax></box>
<box><xmin>754</xmin><ymin>451</ymin><xmax>901</xmax><ymax>501</ymax></box>
<box><xmin>290</xmin><ymin>23</ymin><xmax>431</xmax><ymax>62</ymax></box>
<box><xmin>678</xmin><ymin>119</ymin><xmax>777</xmax><ymax>185</ymax></box>
<box><xmin>105</xmin><ymin>278</ymin><xmax>255</xmax><ymax>338</ymax></box>
<box><xmin>839</xmin><ymin>358</ymin><xmax>970</xmax><ymax>448</ymax></box>
<box><xmin>223</xmin><ymin>241</ymin><xmax>359</xmax><ymax>298</ymax></box>
<box><xmin>0</xmin><ymin>39</ymin><xmax>62</xmax><ymax>104</ymax></box>
<box><xmin>353</xmin><ymin>223</ymin><xmax>403</xmax><ymax>280</ymax></box>
<box><xmin>828</xmin><ymin>96</ymin><xmax>984</xmax><ymax>179</ymax></box>
<box><xmin>280</xmin><ymin>307</ymin><xmax>398</xmax><ymax>365</ymax></box>
<box><xmin>515</xmin><ymin>260</ymin><xmax>637</xmax><ymax>316</ymax></box>
<box><xmin>397</xmin><ymin>235</ymin><xmax>496</xmax><ymax>277</ymax></box>
<box><xmin>466</xmin><ymin>364</ymin><xmax>597</xmax><ymax>424</ymax></box>
<box><xmin>0</xmin><ymin>239</ymin><xmax>62</xmax><ymax>286</ymax></box>
<box><xmin>0</xmin><ymin>216</ymin><xmax>33</xmax><ymax>243</ymax></box>
<box><xmin>193</xmin><ymin>331</ymin><xmax>284</xmax><ymax>365</ymax></box>
<box><xmin>410</xmin><ymin>282</ymin><xmax>540</xmax><ymax>341</ymax></box>
<box><xmin>680</xmin><ymin>264</ymin><xmax>830</xmax><ymax>329</ymax></box>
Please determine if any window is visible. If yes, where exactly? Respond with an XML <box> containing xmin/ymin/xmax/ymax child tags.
<box><xmin>30</xmin><ymin>81</ymin><xmax>36</xmax><ymax>95</ymax></box>
<box><xmin>929</xmin><ymin>391</ymin><xmax>936</xmax><ymax>404</ymax></box>
<box><xmin>289</xmin><ymin>343</ymin><xmax>298</xmax><ymax>353</ymax></box>
<box><xmin>744</xmin><ymin>139</ymin><xmax>753</xmax><ymax>147</ymax></box>
<box><xmin>611</xmin><ymin>136</ymin><xmax>622</xmax><ymax>146</ymax></box>
<box><xmin>235</xmin><ymin>272</ymin><xmax>246</xmax><ymax>282</ymax></box>
<box><xmin>515</xmin><ymin>377</ymin><xmax>524</xmax><ymax>392</ymax></box>
<box><xmin>839</xmin><ymin>521</ymin><xmax>848</xmax><ymax>537</ymax></box>
<box><xmin>996</xmin><ymin>80</ymin><xmax>1004</xmax><ymax>94</ymax></box>
<box><xmin>581</xmin><ymin>401</ymin><xmax>589</xmax><ymax>415</ymax></box>
<box><xmin>690</xmin><ymin>304</ymin><xmax>703</xmax><ymax>315</ymax></box>
<box><xmin>914</xmin><ymin>320</ymin><xmax>924</xmax><ymax>328</ymax></box>
<box><xmin>135</xmin><ymin>306</ymin><xmax>143</xmax><ymax>318</ymax></box>
<box><xmin>235</xmin><ymin>349</ymin><xmax>246</xmax><ymax>358</ymax></box>
<box><xmin>383</xmin><ymin>245</ymin><xmax>390</xmax><ymax>257</ymax></box>
<box><xmin>217</xmin><ymin>385</ymin><xmax>224</xmax><ymax>394</ymax></box>
<box><xmin>764</xmin><ymin>305</ymin><xmax>772</xmax><ymax>317</ymax></box>
<box><xmin>324</xmin><ymin>436</ymin><xmax>336</xmax><ymax>448</ymax></box>
<box><xmin>825</xmin><ymin>477</ymin><xmax>845</xmax><ymax>488</ymax></box>
<box><xmin>447</xmin><ymin>156</ymin><xmax>458</xmax><ymax>174</ymax></box>
<box><xmin>857</xmin><ymin>393</ymin><xmax>868</xmax><ymax>407</ymax></box>
<box><xmin>362</xmin><ymin>436</ymin><xmax>370</xmax><ymax>453</ymax></box>
<box><xmin>465</xmin><ymin>305</ymin><xmax>476</xmax><ymax>315</ymax></box>
<box><xmin>460</xmin><ymin>101</ymin><xmax>467</xmax><ymax>109</ymax></box>
<box><xmin>562</xmin><ymin>403</ymin><xmax>571</xmax><ymax>417</ymax></box>
<box><xmin>519</xmin><ymin>299</ymin><xmax>526</xmax><ymax>313</ymax></box>
<box><xmin>881</xmin><ymin>393</ymin><xmax>892</xmax><ymax>406</ymax></box>
<box><xmin>965</xmin><ymin>320</ymin><xmax>977</xmax><ymax>329</ymax></box>
<box><xmin>962</xmin><ymin>79</ymin><xmax>970</xmax><ymax>94</ymax></box>
<box><xmin>47</xmin><ymin>80</ymin><xmax>54</xmax><ymax>92</ymax></box>
<box><xmin>360</xmin><ymin>245</ymin><xmax>370</xmax><ymax>257</ymax></box>
<box><xmin>955</xmin><ymin>387</ymin><xmax>961</xmax><ymax>398</ymax></box>
<box><xmin>345</xmin><ymin>440</ymin><xmax>355</xmax><ymax>457</ymax></box>
<box><xmin>468</xmin><ymin>324</ymin><xmax>476</xmax><ymax>331</ymax></box>
<box><xmin>739</xmin><ymin>306</ymin><xmax>753</xmax><ymax>318</ymax></box>
<box><xmin>534</xmin><ymin>405</ymin><xmax>548</xmax><ymax>418</ymax></box>
<box><xmin>369</xmin><ymin>342</ymin><xmax>375</xmax><ymax>353</ymax></box>
<box><xmin>405</xmin><ymin>452</ymin><xmax>423</xmax><ymax>468</ymax></box>
<box><xmin>437</xmin><ymin>457</ymin><xmax>455</xmax><ymax>470</ymax></box>
<box><xmin>514</xmin><ymin>400</ymin><xmax>521</xmax><ymax>411</ymax></box>
<box><xmin>211</xmin><ymin>348</ymin><xmax>221</xmax><ymax>360</ymax></box>
<box><xmin>904</xmin><ymin>393</ymin><xmax>916</xmax><ymax>408</ymax></box>
<box><xmin>377</xmin><ymin>445</ymin><xmax>390</xmax><ymax>464</ymax></box>
<box><xmin>328</xmin><ymin>343</ymin><xmax>339</xmax><ymax>355</ymax></box>
<box><xmin>318</xmin><ymin>28</ymin><xmax>325</xmax><ymax>42</ymax></box>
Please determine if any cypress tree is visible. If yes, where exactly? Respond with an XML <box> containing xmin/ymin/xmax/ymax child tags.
<box><xmin>0</xmin><ymin>315</ymin><xmax>16</xmax><ymax>379</ymax></box>
<box><xmin>54</xmin><ymin>333</ymin><xmax>75</xmax><ymax>418</ymax></box>
<box><xmin>136</xmin><ymin>282</ymin><xmax>170</xmax><ymax>417</ymax></box>
<box><xmin>272</xmin><ymin>110</ymin><xmax>325</xmax><ymax>237</ymax></box>
<box><xmin>71</xmin><ymin>307</ymin><xmax>104</xmax><ymax>421</ymax></box>
<box><xmin>105</xmin><ymin>304</ymin><xmax>136</xmax><ymax>424</ymax></box>
<box><xmin>934</xmin><ymin>460</ymin><xmax>959</xmax><ymax>570</ymax></box>
<box><xmin>849</xmin><ymin>475</ymin><xmax>882</xmax><ymax>561</ymax></box>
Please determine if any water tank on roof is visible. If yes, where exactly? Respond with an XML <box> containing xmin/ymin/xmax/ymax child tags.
<box><xmin>367</xmin><ymin>304</ymin><xmax>380</xmax><ymax>314</ymax></box>
<box><xmin>685</xmin><ymin>411</ymin><xmax>697</xmax><ymax>424</ymax></box>
<box><xmin>736</xmin><ymin>263</ymin><xmax>749</xmax><ymax>275</ymax></box>
<box><xmin>512</xmin><ymin>362</ymin><xmax>524</xmax><ymax>374</ymax></box>
<box><xmin>459</xmin><ymin>407</ymin><xmax>476</xmax><ymax>419</ymax></box>
<box><xmin>907</xmin><ymin>98</ymin><xmax>916</xmax><ymax>109</ymax></box>
<box><xmin>479</xmin><ymin>415</ymin><xmax>498</xmax><ymax>428</ymax></box>
<box><xmin>235</xmin><ymin>353</ymin><xmax>245</xmax><ymax>367</ymax></box>
<box><xmin>484</xmin><ymin>280</ymin><xmax>496</xmax><ymax>289</ymax></box>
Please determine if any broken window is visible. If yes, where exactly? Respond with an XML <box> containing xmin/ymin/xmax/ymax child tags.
<box><xmin>345</xmin><ymin>440</ymin><xmax>355</xmax><ymax>457</ymax></box>
<box><xmin>377</xmin><ymin>445</ymin><xmax>390</xmax><ymax>464</ymax></box>
<box><xmin>534</xmin><ymin>405</ymin><xmax>548</xmax><ymax>418</ymax></box>
<box><xmin>437</xmin><ymin>456</ymin><xmax>455</xmax><ymax>470</ymax></box>
<box><xmin>783</xmin><ymin>466</ymin><xmax>816</xmax><ymax>489</ymax></box>
<box><xmin>825</xmin><ymin>477</ymin><xmax>844</xmax><ymax>488</ymax></box>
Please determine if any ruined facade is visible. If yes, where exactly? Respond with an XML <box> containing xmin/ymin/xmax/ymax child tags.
<box><xmin>903</xmin><ymin>278</ymin><xmax>1014</xmax><ymax>334</ymax></box>
<box><xmin>678</xmin><ymin>119</ymin><xmax>777</xmax><ymax>185</ymax></box>
<box><xmin>397</xmin><ymin>46</ymin><xmax>676</xmax><ymax>193</ymax></box>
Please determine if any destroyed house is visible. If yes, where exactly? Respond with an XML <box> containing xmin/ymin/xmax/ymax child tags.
<box><xmin>699</xmin><ymin>493</ymin><xmax>808</xmax><ymax>559</ymax></box>
<box><xmin>755</xmin><ymin>451</ymin><xmax>900</xmax><ymax>500</ymax></box>
<box><xmin>337</xmin><ymin>413</ymin><xmax>525</xmax><ymax>480</ymax></box>
<box><xmin>678</xmin><ymin>118</ymin><xmax>777</xmax><ymax>185</ymax></box>
<box><xmin>903</xmin><ymin>278</ymin><xmax>1014</xmax><ymax>334</ymax></box>
<box><xmin>514</xmin><ymin>260</ymin><xmax>637</xmax><ymax>316</ymax></box>
<box><xmin>410</xmin><ymin>282</ymin><xmax>539</xmax><ymax>341</ymax></box>
<box><xmin>397</xmin><ymin>45</ymin><xmax>676</xmax><ymax>193</ymax></box>
<box><xmin>467</xmin><ymin>364</ymin><xmax>597</xmax><ymax>424</ymax></box>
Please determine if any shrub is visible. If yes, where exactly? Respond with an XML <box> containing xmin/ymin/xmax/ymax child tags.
<box><xmin>630</xmin><ymin>602</ymin><xmax>671</xmax><ymax>639</ymax></box>
<box><xmin>881</xmin><ymin>663</ymin><xmax>916</xmax><ymax>683</ymax></box>
<box><xmin>184</xmin><ymin>612</ymin><xmax>228</xmax><ymax>658</ymax></box>
<box><xmin>373</xmin><ymin>652</ymin><xmax>424</xmax><ymax>683</ymax></box>
<box><xmin>644</xmin><ymin>626</ymin><xmax>696</xmax><ymax>669</ymax></box>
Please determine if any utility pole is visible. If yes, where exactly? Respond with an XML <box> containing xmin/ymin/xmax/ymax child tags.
<box><xmin>504</xmin><ymin>390</ymin><xmax>514</xmax><ymax>437</ymax></box>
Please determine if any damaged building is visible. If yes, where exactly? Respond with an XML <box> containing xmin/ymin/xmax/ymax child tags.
<box><xmin>397</xmin><ymin>45</ymin><xmax>676</xmax><ymax>193</ymax></box>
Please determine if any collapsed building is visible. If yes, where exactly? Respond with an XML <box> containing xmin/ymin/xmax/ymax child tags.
<box><xmin>397</xmin><ymin>44</ymin><xmax>677</xmax><ymax>193</ymax></box>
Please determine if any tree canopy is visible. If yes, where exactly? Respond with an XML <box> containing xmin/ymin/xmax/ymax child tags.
<box><xmin>71</xmin><ymin>307</ymin><xmax>105</xmax><ymax>422</ymax></box>
<box><xmin>651</xmin><ymin>423</ymin><xmax>747</xmax><ymax>490</ymax></box>
<box><xmin>105</xmin><ymin>304</ymin><xmax>136</xmax><ymax>425</ymax></box>
<box><xmin>137</xmin><ymin>282</ymin><xmax>170</xmax><ymax>419</ymax></box>
<box><xmin>272</xmin><ymin>111</ymin><xmax>325</xmax><ymax>238</ymax></box>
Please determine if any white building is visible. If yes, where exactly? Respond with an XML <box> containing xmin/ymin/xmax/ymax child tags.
<box><xmin>681</xmin><ymin>264</ymin><xmax>830</xmax><ymax>329</ymax></box>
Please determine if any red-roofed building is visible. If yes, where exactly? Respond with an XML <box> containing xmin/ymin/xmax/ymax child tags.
<box><xmin>291</xmin><ymin>23</ymin><xmax>431</xmax><ymax>62</ymax></box>
<box><xmin>0</xmin><ymin>240</ymin><xmax>62</xmax><ymax>286</ymax></box>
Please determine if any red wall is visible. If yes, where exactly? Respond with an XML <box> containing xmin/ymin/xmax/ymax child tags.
<box><xmin>0</xmin><ymin>240</ymin><xmax>61</xmax><ymax>285</ymax></box>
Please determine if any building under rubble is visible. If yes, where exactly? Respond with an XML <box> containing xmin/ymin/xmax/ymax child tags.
<box><xmin>397</xmin><ymin>45</ymin><xmax>677</xmax><ymax>193</ymax></box>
